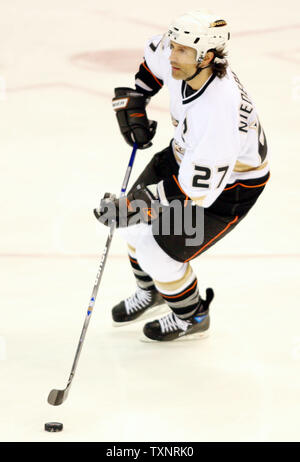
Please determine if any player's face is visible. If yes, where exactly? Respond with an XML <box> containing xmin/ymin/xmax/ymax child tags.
<box><xmin>169</xmin><ymin>41</ymin><xmax>198</xmax><ymax>80</ymax></box>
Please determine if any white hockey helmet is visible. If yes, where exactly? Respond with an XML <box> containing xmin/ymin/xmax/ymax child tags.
<box><xmin>167</xmin><ymin>11</ymin><xmax>230</xmax><ymax>62</ymax></box>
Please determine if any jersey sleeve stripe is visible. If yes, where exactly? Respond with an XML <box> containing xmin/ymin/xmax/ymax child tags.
<box><xmin>135</xmin><ymin>60</ymin><xmax>163</xmax><ymax>96</ymax></box>
<box><xmin>135</xmin><ymin>78</ymin><xmax>153</xmax><ymax>93</ymax></box>
<box><xmin>142</xmin><ymin>61</ymin><xmax>163</xmax><ymax>87</ymax></box>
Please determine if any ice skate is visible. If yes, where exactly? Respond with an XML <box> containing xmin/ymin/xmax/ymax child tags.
<box><xmin>143</xmin><ymin>288</ymin><xmax>214</xmax><ymax>341</ymax></box>
<box><xmin>112</xmin><ymin>287</ymin><xmax>164</xmax><ymax>324</ymax></box>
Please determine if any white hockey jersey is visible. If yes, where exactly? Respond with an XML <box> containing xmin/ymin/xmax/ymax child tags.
<box><xmin>138</xmin><ymin>35</ymin><xmax>269</xmax><ymax>208</ymax></box>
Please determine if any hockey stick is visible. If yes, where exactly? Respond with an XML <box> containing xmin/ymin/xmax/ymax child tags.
<box><xmin>47</xmin><ymin>143</ymin><xmax>138</xmax><ymax>406</ymax></box>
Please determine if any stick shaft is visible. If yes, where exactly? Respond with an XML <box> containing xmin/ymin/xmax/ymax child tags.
<box><xmin>63</xmin><ymin>143</ymin><xmax>138</xmax><ymax>394</ymax></box>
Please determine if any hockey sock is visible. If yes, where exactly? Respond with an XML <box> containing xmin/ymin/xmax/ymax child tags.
<box><xmin>154</xmin><ymin>265</ymin><xmax>202</xmax><ymax>320</ymax></box>
<box><xmin>128</xmin><ymin>254</ymin><xmax>155</xmax><ymax>290</ymax></box>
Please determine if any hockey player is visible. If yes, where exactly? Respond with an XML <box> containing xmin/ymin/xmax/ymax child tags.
<box><xmin>94</xmin><ymin>11</ymin><xmax>270</xmax><ymax>341</ymax></box>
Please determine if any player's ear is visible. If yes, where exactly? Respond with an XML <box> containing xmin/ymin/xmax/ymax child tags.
<box><xmin>201</xmin><ymin>51</ymin><xmax>214</xmax><ymax>67</ymax></box>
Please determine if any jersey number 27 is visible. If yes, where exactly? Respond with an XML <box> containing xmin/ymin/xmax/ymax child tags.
<box><xmin>192</xmin><ymin>165</ymin><xmax>229</xmax><ymax>189</ymax></box>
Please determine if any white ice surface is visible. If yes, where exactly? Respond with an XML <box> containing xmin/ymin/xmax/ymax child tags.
<box><xmin>0</xmin><ymin>0</ymin><xmax>300</xmax><ymax>442</ymax></box>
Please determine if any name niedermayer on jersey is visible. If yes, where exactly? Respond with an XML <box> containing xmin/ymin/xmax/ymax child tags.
<box><xmin>231</xmin><ymin>71</ymin><xmax>254</xmax><ymax>133</ymax></box>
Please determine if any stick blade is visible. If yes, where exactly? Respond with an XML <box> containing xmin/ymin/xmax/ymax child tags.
<box><xmin>47</xmin><ymin>388</ymin><xmax>69</xmax><ymax>406</ymax></box>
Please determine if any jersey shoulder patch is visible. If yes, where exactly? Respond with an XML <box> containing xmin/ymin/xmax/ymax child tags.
<box><xmin>149</xmin><ymin>40</ymin><xmax>161</xmax><ymax>52</ymax></box>
<box><xmin>147</xmin><ymin>35</ymin><xmax>163</xmax><ymax>53</ymax></box>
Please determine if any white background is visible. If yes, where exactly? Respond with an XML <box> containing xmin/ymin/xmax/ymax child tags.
<box><xmin>0</xmin><ymin>0</ymin><xmax>299</xmax><ymax>442</ymax></box>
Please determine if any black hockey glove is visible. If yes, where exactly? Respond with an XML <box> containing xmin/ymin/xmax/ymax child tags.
<box><xmin>93</xmin><ymin>184</ymin><xmax>163</xmax><ymax>228</ymax></box>
<box><xmin>112</xmin><ymin>87</ymin><xmax>157</xmax><ymax>150</ymax></box>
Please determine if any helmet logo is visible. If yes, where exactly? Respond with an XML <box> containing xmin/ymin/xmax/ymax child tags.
<box><xmin>209</xmin><ymin>19</ymin><xmax>227</xmax><ymax>27</ymax></box>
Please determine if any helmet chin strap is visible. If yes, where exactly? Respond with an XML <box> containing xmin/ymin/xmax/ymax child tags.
<box><xmin>184</xmin><ymin>63</ymin><xmax>212</xmax><ymax>82</ymax></box>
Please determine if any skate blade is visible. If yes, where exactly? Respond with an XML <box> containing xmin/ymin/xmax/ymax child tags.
<box><xmin>139</xmin><ymin>330</ymin><xmax>210</xmax><ymax>344</ymax></box>
<box><xmin>112</xmin><ymin>303</ymin><xmax>167</xmax><ymax>328</ymax></box>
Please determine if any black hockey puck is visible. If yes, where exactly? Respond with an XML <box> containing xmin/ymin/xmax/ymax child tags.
<box><xmin>44</xmin><ymin>422</ymin><xmax>63</xmax><ymax>432</ymax></box>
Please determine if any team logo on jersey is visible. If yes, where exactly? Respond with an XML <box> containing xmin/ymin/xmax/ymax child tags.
<box><xmin>209</xmin><ymin>20</ymin><xmax>227</xmax><ymax>28</ymax></box>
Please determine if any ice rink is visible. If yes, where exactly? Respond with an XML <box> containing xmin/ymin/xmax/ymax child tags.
<box><xmin>0</xmin><ymin>0</ymin><xmax>300</xmax><ymax>442</ymax></box>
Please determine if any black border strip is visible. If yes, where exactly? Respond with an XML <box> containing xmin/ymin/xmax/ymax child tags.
<box><xmin>181</xmin><ymin>74</ymin><xmax>216</xmax><ymax>105</ymax></box>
